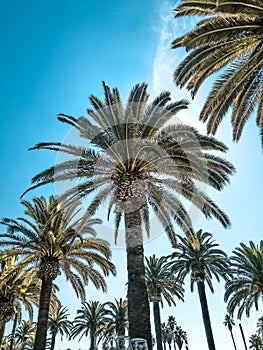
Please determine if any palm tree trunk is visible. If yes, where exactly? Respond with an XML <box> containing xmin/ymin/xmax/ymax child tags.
<box><xmin>0</xmin><ymin>319</ymin><xmax>6</xmax><ymax>347</ymax></box>
<box><xmin>153</xmin><ymin>302</ymin><xmax>163</xmax><ymax>350</ymax></box>
<box><xmin>197</xmin><ymin>282</ymin><xmax>216</xmax><ymax>350</ymax></box>
<box><xmin>33</xmin><ymin>277</ymin><xmax>53</xmax><ymax>350</ymax></box>
<box><xmin>239</xmin><ymin>323</ymin><xmax>248</xmax><ymax>350</ymax></box>
<box><xmin>125</xmin><ymin>209</ymin><xmax>152</xmax><ymax>350</ymax></box>
<box><xmin>50</xmin><ymin>334</ymin><xmax>56</xmax><ymax>350</ymax></box>
<box><xmin>229</xmin><ymin>329</ymin><xmax>237</xmax><ymax>350</ymax></box>
<box><xmin>9</xmin><ymin>313</ymin><xmax>18</xmax><ymax>350</ymax></box>
<box><xmin>90</xmin><ymin>335</ymin><xmax>96</xmax><ymax>350</ymax></box>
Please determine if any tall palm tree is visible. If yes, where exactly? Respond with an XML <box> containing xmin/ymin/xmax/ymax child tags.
<box><xmin>0</xmin><ymin>255</ymin><xmax>41</xmax><ymax>347</ymax></box>
<box><xmin>224</xmin><ymin>241</ymin><xmax>263</xmax><ymax>319</ymax></box>
<box><xmin>70</xmin><ymin>301</ymin><xmax>109</xmax><ymax>350</ymax></box>
<box><xmin>22</xmin><ymin>82</ymin><xmax>235</xmax><ymax>349</ymax></box>
<box><xmin>169</xmin><ymin>230</ymin><xmax>230</xmax><ymax>350</ymax></box>
<box><xmin>0</xmin><ymin>196</ymin><xmax>116</xmax><ymax>350</ymax></box>
<box><xmin>145</xmin><ymin>255</ymin><xmax>184</xmax><ymax>350</ymax></box>
<box><xmin>172</xmin><ymin>0</ymin><xmax>263</xmax><ymax>146</ymax></box>
<box><xmin>48</xmin><ymin>305</ymin><xmax>72</xmax><ymax>350</ymax></box>
<box><xmin>224</xmin><ymin>314</ymin><xmax>237</xmax><ymax>350</ymax></box>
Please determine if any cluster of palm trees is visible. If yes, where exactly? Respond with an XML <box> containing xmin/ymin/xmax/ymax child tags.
<box><xmin>1</xmin><ymin>299</ymin><xmax>128</xmax><ymax>350</ymax></box>
<box><xmin>1</xmin><ymin>0</ymin><xmax>263</xmax><ymax>349</ymax></box>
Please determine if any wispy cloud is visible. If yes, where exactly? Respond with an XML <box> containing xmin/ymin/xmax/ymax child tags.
<box><xmin>151</xmin><ymin>0</ymin><xmax>206</xmax><ymax>132</ymax></box>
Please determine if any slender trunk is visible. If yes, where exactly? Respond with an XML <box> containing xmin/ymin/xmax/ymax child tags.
<box><xmin>125</xmin><ymin>209</ymin><xmax>152</xmax><ymax>350</ymax></box>
<box><xmin>153</xmin><ymin>302</ymin><xmax>163</xmax><ymax>350</ymax></box>
<box><xmin>9</xmin><ymin>313</ymin><xmax>18</xmax><ymax>350</ymax></box>
<box><xmin>0</xmin><ymin>319</ymin><xmax>6</xmax><ymax>347</ymax></box>
<box><xmin>90</xmin><ymin>335</ymin><xmax>97</xmax><ymax>350</ymax></box>
<box><xmin>50</xmin><ymin>333</ymin><xmax>56</xmax><ymax>350</ymax></box>
<box><xmin>33</xmin><ymin>277</ymin><xmax>53</xmax><ymax>350</ymax></box>
<box><xmin>229</xmin><ymin>329</ymin><xmax>237</xmax><ymax>350</ymax></box>
<box><xmin>197</xmin><ymin>282</ymin><xmax>216</xmax><ymax>350</ymax></box>
<box><xmin>239</xmin><ymin>323</ymin><xmax>248</xmax><ymax>350</ymax></box>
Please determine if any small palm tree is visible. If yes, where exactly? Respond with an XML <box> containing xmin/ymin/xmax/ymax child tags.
<box><xmin>169</xmin><ymin>230</ymin><xmax>230</xmax><ymax>350</ymax></box>
<box><xmin>104</xmin><ymin>298</ymin><xmax>128</xmax><ymax>337</ymax></box>
<box><xmin>249</xmin><ymin>334</ymin><xmax>263</xmax><ymax>350</ymax></box>
<box><xmin>48</xmin><ymin>305</ymin><xmax>72</xmax><ymax>350</ymax></box>
<box><xmin>70</xmin><ymin>301</ymin><xmax>109</xmax><ymax>350</ymax></box>
<box><xmin>22</xmin><ymin>82</ymin><xmax>235</xmax><ymax>349</ymax></box>
<box><xmin>0</xmin><ymin>196</ymin><xmax>116</xmax><ymax>350</ymax></box>
<box><xmin>172</xmin><ymin>0</ymin><xmax>263</xmax><ymax>146</ymax></box>
<box><xmin>224</xmin><ymin>241</ymin><xmax>263</xmax><ymax>319</ymax></box>
<box><xmin>15</xmin><ymin>320</ymin><xmax>36</xmax><ymax>350</ymax></box>
<box><xmin>145</xmin><ymin>255</ymin><xmax>184</xmax><ymax>350</ymax></box>
<box><xmin>257</xmin><ymin>317</ymin><xmax>263</xmax><ymax>338</ymax></box>
<box><xmin>224</xmin><ymin>314</ymin><xmax>237</xmax><ymax>350</ymax></box>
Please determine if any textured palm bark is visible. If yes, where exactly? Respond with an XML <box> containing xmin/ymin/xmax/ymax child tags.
<box><xmin>197</xmin><ymin>282</ymin><xmax>216</xmax><ymax>350</ymax></box>
<box><xmin>9</xmin><ymin>313</ymin><xmax>18</xmax><ymax>350</ymax></box>
<box><xmin>0</xmin><ymin>319</ymin><xmax>6</xmax><ymax>347</ymax></box>
<box><xmin>125</xmin><ymin>209</ymin><xmax>152</xmax><ymax>350</ymax></box>
<box><xmin>33</xmin><ymin>277</ymin><xmax>53</xmax><ymax>350</ymax></box>
<box><xmin>153</xmin><ymin>302</ymin><xmax>163</xmax><ymax>350</ymax></box>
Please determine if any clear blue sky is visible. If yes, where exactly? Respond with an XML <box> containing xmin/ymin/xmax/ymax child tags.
<box><xmin>1</xmin><ymin>1</ymin><xmax>263</xmax><ymax>349</ymax></box>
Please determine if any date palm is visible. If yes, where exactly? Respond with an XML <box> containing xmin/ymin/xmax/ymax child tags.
<box><xmin>169</xmin><ymin>230</ymin><xmax>230</xmax><ymax>350</ymax></box>
<box><xmin>172</xmin><ymin>0</ymin><xmax>263</xmax><ymax>146</ymax></box>
<box><xmin>224</xmin><ymin>313</ymin><xmax>237</xmax><ymax>350</ymax></box>
<box><xmin>48</xmin><ymin>305</ymin><xmax>72</xmax><ymax>350</ymax></box>
<box><xmin>0</xmin><ymin>254</ymin><xmax>41</xmax><ymax>347</ymax></box>
<box><xmin>70</xmin><ymin>301</ymin><xmax>109</xmax><ymax>350</ymax></box>
<box><xmin>145</xmin><ymin>255</ymin><xmax>184</xmax><ymax>350</ymax></box>
<box><xmin>22</xmin><ymin>82</ymin><xmax>234</xmax><ymax>349</ymax></box>
<box><xmin>257</xmin><ymin>317</ymin><xmax>263</xmax><ymax>338</ymax></box>
<box><xmin>0</xmin><ymin>196</ymin><xmax>116</xmax><ymax>350</ymax></box>
<box><xmin>224</xmin><ymin>241</ymin><xmax>263</xmax><ymax>319</ymax></box>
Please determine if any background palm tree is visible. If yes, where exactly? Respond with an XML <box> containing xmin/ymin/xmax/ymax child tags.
<box><xmin>48</xmin><ymin>305</ymin><xmax>72</xmax><ymax>350</ymax></box>
<box><xmin>257</xmin><ymin>317</ymin><xmax>263</xmax><ymax>338</ymax></box>
<box><xmin>249</xmin><ymin>334</ymin><xmax>263</xmax><ymax>350</ymax></box>
<box><xmin>70</xmin><ymin>301</ymin><xmax>109</xmax><ymax>350</ymax></box>
<box><xmin>145</xmin><ymin>255</ymin><xmax>184</xmax><ymax>350</ymax></box>
<box><xmin>104</xmin><ymin>298</ymin><xmax>128</xmax><ymax>339</ymax></box>
<box><xmin>0</xmin><ymin>196</ymin><xmax>116</xmax><ymax>350</ymax></box>
<box><xmin>224</xmin><ymin>241</ymin><xmax>263</xmax><ymax>319</ymax></box>
<box><xmin>224</xmin><ymin>313</ymin><xmax>237</xmax><ymax>350</ymax></box>
<box><xmin>14</xmin><ymin>320</ymin><xmax>36</xmax><ymax>350</ymax></box>
<box><xmin>0</xmin><ymin>255</ymin><xmax>41</xmax><ymax>347</ymax></box>
<box><xmin>169</xmin><ymin>230</ymin><xmax>230</xmax><ymax>350</ymax></box>
<box><xmin>172</xmin><ymin>0</ymin><xmax>263</xmax><ymax>146</ymax></box>
<box><xmin>23</xmin><ymin>82</ymin><xmax>235</xmax><ymax>349</ymax></box>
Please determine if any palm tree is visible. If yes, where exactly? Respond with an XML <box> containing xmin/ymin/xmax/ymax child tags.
<box><xmin>48</xmin><ymin>305</ymin><xmax>72</xmax><ymax>350</ymax></box>
<box><xmin>70</xmin><ymin>300</ymin><xmax>109</xmax><ymax>350</ymax></box>
<box><xmin>169</xmin><ymin>230</ymin><xmax>230</xmax><ymax>350</ymax></box>
<box><xmin>15</xmin><ymin>320</ymin><xmax>36</xmax><ymax>350</ymax></box>
<box><xmin>172</xmin><ymin>0</ymin><xmax>263</xmax><ymax>146</ymax></box>
<box><xmin>249</xmin><ymin>334</ymin><xmax>263</xmax><ymax>350</ymax></box>
<box><xmin>173</xmin><ymin>325</ymin><xmax>188</xmax><ymax>350</ymax></box>
<box><xmin>257</xmin><ymin>317</ymin><xmax>263</xmax><ymax>338</ymax></box>
<box><xmin>0</xmin><ymin>254</ymin><xmax>41</xmax><ymax>347</ymax></box>
<box><xmin>22</xmin><ymin>82</ymin><xmax>235</xmax><ymax>349</ymax></box>
<box><xmin>224</xmin><ymin>314</ymin><xmax>237</xmax><ymax>350</ymax></box>
<box><xmin>145</xmin><ymin>255</ymin><xmax>184</xmax><ymax>350</ymax></box>
<box><xmin>0</xmin><ymin>196</ymin><xmax>116</xmax><ymax>350</ymax></box>
<box><xmin>104</xmin><ymin>298</ymin><xmax>128</xmax><ymax>338</ymax></box>
<box><xmin>225</xmin><ymin>241</ymin><xmax>263</xmax><ymax>319</ymax></box>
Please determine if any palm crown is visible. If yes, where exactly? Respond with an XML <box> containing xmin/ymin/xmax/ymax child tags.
<box><xmin>173</xmin><ymin>0</ymin><xmax>263</xmax><ymax>145</ymax></box>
